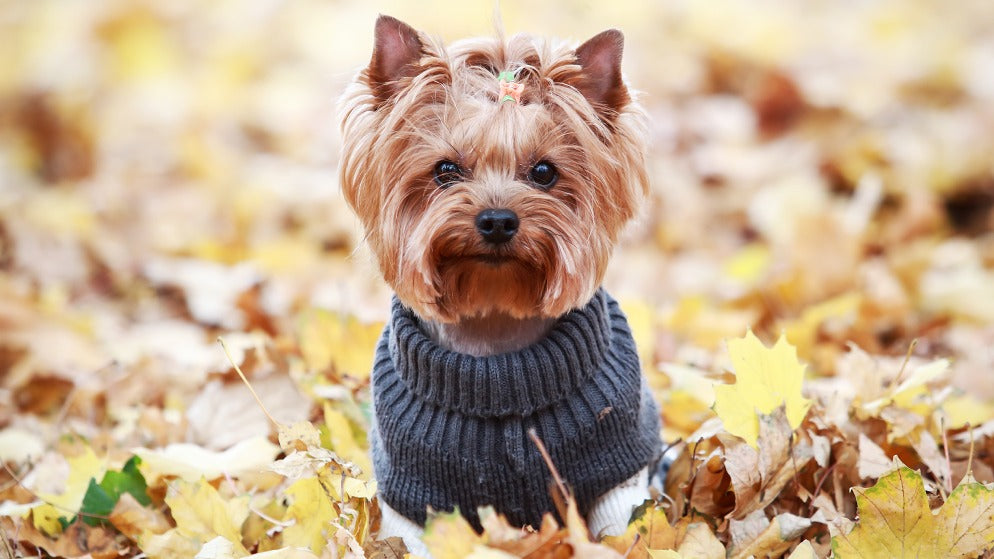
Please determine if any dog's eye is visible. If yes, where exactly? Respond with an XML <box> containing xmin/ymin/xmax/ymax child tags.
<box><xmin>433</xmin><ymin>160</ymin><xmax>463</xmax><ymax>188</ymax></box>
<box><xmin>528</xmin><ymin>161</ymin><xmax>558</xmax><ymax>189</ymax></box>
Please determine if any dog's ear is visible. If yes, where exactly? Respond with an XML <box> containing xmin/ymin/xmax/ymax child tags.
<box><xmin>367</xmin><ymin>15</ymin><xmax>426</xmax><ymax>102</ymax></box>
<box><xmin>573</xmin><ymin>29</ymin><xmax>630</xmax><ymax>115</ymax></box>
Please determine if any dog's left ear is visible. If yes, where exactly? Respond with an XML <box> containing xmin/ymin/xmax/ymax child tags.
<box><xmin>573</xmin><ymin>29</ymin><xmax>631</xmax><ymax>115</ymax></box>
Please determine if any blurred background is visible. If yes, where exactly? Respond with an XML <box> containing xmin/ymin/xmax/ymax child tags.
<box><xmin>1</xmin><ymin>0</ymin><xmax>993</xmax><ymax>443</ymax></box>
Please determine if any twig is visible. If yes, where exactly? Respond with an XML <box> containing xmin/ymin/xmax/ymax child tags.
<box><xmin>684</xmin><ymin>439</ymin><xmax>702</xmax><ymax>517</ymax></box>
<box><xmin>527</xmin><ymin>429</ymin><xmax>569</xmax><ymax>503</ymax></box>
<box><xmin>889</xmin><ymin>338</ymin><xmax>919</xmax><ymax>388</ymax></box>
<box><xmin>218</xmin><ymin>336</ymin><xmax>278</xmax><ymax>427</ymax></box>
<box><xmin>812</xmin><ymin>463</ymin><xmax>837</xmax><ymax>499</ymax></box>
<box><xmin>965</xmin><ymin>422</ymin><xmax>975</xmax><ymax>479</ymax></box>
<box><xmin>789</xmin><ymin>432</ymin><xmax>800</xmax><ymax>492</ymax></box>
<box><xmin>622</xmin><ymin>533</ymin><xmax>641</xmax><ymax>558</ymax></box>
<box><xmin>940</xmin><ymin>417</ymin><xmax>952</xmax><ymax>494</ymax></box>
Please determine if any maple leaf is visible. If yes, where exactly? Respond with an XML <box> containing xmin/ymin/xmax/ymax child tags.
<box><xmin>713</xmin><ymin>331</ymin><xmax>812</xmax><ymax>447</ymax></box>
<box><xmin>832</xmin><ymin>466</ymin><xmax>994</xmax><ymax>558</ymax></box>
<box><xmin>422</xmin><ymin>510</ymin><xmax>487</xmax><ymax>558</ymax></box>
<box><xmin>142</xmin><ymin>478</ymin><xmax>250</xmax><ymax>558</ymax></box>
<box><xmin>603</xmin><ymin>501</ymin><xmax>677</xmax><ymax>558</ymax></box>
<box><xmin>280</xmin><ymin>476</ymin><xmax>338</xmax><ymax>553</ymax></box>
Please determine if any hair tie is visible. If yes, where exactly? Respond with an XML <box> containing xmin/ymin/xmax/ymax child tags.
<box><xmin>498</xmin><ymin>71</ymin><xmax>524</xmax><ymax>104</ymax></box>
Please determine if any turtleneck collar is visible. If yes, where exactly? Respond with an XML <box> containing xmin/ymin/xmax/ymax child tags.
<box><xmin>387</xmin><ymin>289</ymin><xmax>613</xmax><ymax>418</ymax></box>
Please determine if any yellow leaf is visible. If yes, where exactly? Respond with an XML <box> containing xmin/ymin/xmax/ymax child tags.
<box><xmin>648</xmin><ymin>550</ymin><xmax>682</xmax><ymax>559</ymax></box>
<box><xmin>781</xmin><ymin>292</ymin><xmax>861</xmax><ymax>358</ymax></box>
<box><xmin>33</xmin><ymin>445</ymin><xmax>106</xmax><ymax>534</ymax></box>
<box><xmin>603</xmin><ymin>502</ymin><xmax>677</xmax><ymax>559</ymax></box>
<box><xmin>281</xmin><ymin>477</ymin><xmax>338</xmax><ymax>553</ymax></box>
<box><xmin>723</xmin><ymin>243</ymin><xmax>771</xmax><ymax>285</ymax></box>
<box><xmin>786</xmin><ymin>540</ymin><xmax>816</xmax><ymax>559</ymax></box>
<box><xmin>941</xmin><ymin>393</ymin><xmax>994</xmax><ymax>429</ymax></box>
<box><xmin>832</xmin><ymin>466</ymin><xmax>994</xmax><ymax>558</ymax></box>
<box><xmin>323</xmin><ymin>405</ymin><xmax>372</xmax><ymax>480</ymax></box>
<box><xmin>663</xmin><ymin>295</ymin><xmax>759</xmax><ymax>349</ymax></box>
<box><xmin>297</xmin><ymin>309</ymin><xmax>383</xmax><ymax>378</ymax></box>
<box><xmin>30</xmin><ymin>504</ymin><xmax>64</xmax><ymax>536</ymax></box>
<box><xmin>247</xmin><ymin>548</ymin><xmax>321</xmax><ymax>559</ymax></box>
<box><xmin>278</xmin><ymin>421</ymin><xmax>322</xmax><ymax>452</ymax></box>
<box><xmin>465</xmin><ymin>548</ymin><xmax>518</xmax><ymax>559</ymax></box>
<box><xmin>862</xmin><ymin>358</ymin><xmax>949</xmax><ymax>413</ymax></box>
<box><xmin>249</xmin><ymin>236</ymin><xmax>318</xmax><ymax>274</ymax></box>
<box><xmin>163</xmin><ymin>478</ymin><xmax>250</xmax><ymax>557</ymax></box>
<box><xmin>196</xmin><ymin>536</ymin><xmax>237</xmax><ymax>559</ymax></box>
<box><xmin>142</xmin><ymin>529</ymin><xmax>204</xmax><ymax>559</ymax></box>
<box><xmin>620</xmin><ymin>299</ymin><xmax>655</xmax><ymax>366</ymax></box>
<box><xmin>98</xmin><ymin>7</ymin><xmax>179</xmax><ymax>80</ymax></box>
<box><xmin>713</xmin><ymin>331</ymin><xmax>811</xmax><ymax>447</ymax></box>
<box><xmin>422</xmin><ymin>511</ymin><xmax>485</xmax><ymax>559</ymax></box>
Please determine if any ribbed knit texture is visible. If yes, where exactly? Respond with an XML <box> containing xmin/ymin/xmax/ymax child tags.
<box><xmin>370</xmin><ymin>289</ymin><xmax>662</xmax><ymax>529</ymax></box>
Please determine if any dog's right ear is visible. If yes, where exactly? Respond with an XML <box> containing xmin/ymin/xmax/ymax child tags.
<box><xmin>367</xmin><ymin>15</ymin><xmax>425</xmax><ymax>102</ymax></box>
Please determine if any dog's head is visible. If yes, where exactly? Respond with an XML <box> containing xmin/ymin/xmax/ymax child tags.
<box><xmin>340</xmin><ymin>16</ymin><xmax>648</xmax><ymax>322</ymax></box>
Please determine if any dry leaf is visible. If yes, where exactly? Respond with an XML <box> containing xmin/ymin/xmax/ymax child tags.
<box><xmin>713</xmin><ymin>331</ymin><xmax>812</xmax><ymax>448</ymax></box>
<box><xmin>832</xmin><ymin>466</ymin><xmax>994</xmax><ymax>558</ymax></box>
<box><xmin>281</xmin><ymin>477</ymin><xmax>338</xmax><ymax>553</ymax></box>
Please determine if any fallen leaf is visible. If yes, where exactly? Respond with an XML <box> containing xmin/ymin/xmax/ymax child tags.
<box><xmin>857</xmin><ymin>433</ymin><xmax>892</xmax><ymax>480</ymax></box>
<box><xmin>786</xmin><ymin>540</ymin><xmax>817</xmax><ymax>559</ymax></box>
<box><xmin>713</xmin><ymin>331</ymin><xmax>812</xmax><ymax>447</ymax></box>
<box><xmin>832</xmin><ymin>466</ymin><xmax>994</xmax><ymax>558</ymax></box>
<box><xmin>729</xmin><ymin>512</ymin><xmax>810</xmax><ymax>559</ymax></box>
<box><xmin>296</xmin><ymin>309</ymin><xmax>382</xmax><ymax>378</ymax></box>
<box><xmin>33</xmin><ymin>445</ymin><xmax>106</xmax><ymax>535</ymax></box>
<box><xmin>155</xmin><ymin>478</ymin><xmax>250</xmax><ymax>557</ymax></box>
<box><xmin>280</xmin><ymin>476</ymin><xmax>338</xmax><ymax>553</ymax></box>
<box><xmin>673</xmin><ymin>520</ymin><xmax>725</xmax><ymax>558</ymax></box>
<box><xmin>135</xmin><ymin>436</ymin><xmax>280</xmax><ymax>483</ymax></box>
<box><xmin>109</xmin><ymin>492</ymin><xmax>170</xmax><ymax>539</ymax></box>
<box><xmin>422</xmin><ymin>510</ymin><xmax>486</xmax><ymax>559</ymax></box>
<box><xmin>603</xmin><ymin>501</ymin><xmax>678</xmax><ymax>558</ymax></box>
<box><xmin>196</xmin><ymin>535</ymin><xmax>237</xmax><ymax>559</ymax></box>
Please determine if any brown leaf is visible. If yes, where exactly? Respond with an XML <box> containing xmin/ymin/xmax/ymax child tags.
<box><xmin>689</xmin><ymin>450</ymin><xmax>733</xmax><ymax>517</ymax></box>
<box><xmin>2</xmin><ymin>516</ymin><xmax>123</xmax><ymax>559</ymax></box>
<box><xmin>729</xmin><ymin>512</ymin><xmax>811</xmax><ymax>559</ymax></box>
<box><xmin>109</xmin><ymin>492</ymin><xmax>171</xmax><ymax>540</ymax></box>
<box><xmin>857</xmin><ymin>433</ymin><xmax>891</xmax><ymax>480</ymax></box>
<box><xmin>364</xmin><ymin>537</ymin><xmax>408</xmax><ymax>559</ymax></box>
<box><xmin>672</xmin><ymin>519</ymin><xmax>725</xmax><ymax>558</ymax></box>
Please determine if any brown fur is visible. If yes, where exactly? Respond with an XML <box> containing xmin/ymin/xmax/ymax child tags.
<box><xmin>339</xmin><ymin>17</ymin><xmax>648</xmax><ymax>323</ymax></box>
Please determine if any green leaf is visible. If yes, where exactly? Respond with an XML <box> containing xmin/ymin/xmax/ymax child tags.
<box><xmin>79</xmin><ymin>478</ymin><xmax>117</xmax><ymax>526</ymax></box>
<box><xmin>76</xmin><ymin>455</ymin><xmax>151</xmax><ymax>526</ymax></box>
<box><xmin>102</xmin><ymin>456</ymin><xmax>151</xmax><ymax>506</ymax></box>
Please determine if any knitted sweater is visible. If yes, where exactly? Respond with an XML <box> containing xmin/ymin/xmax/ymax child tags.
<box><xmin>369</xmin><ymin>289</ymin><xmax>662</xmax><ymax>529</ymax></box>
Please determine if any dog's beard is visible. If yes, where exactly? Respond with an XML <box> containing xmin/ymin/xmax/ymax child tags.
<box><xmin>389</xmin><ymin>190</ymin><xmax>604</xmax><ymax>322</ymax></box>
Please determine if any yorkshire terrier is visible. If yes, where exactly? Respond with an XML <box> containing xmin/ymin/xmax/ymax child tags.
<box><xmin>339</xmin><ymin>15</ymin><xmax>663</xmax><ymax>553</ymax></box>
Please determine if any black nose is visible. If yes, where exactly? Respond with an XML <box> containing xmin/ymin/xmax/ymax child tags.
<box><xmin>475</xmin><ymin>209</ymin><xmax>519</xmax><ymax>244</ymax></box>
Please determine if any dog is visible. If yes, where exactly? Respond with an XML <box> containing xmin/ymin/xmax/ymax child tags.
<box><xmin>339</xmin><ymin>15</ymin><xmax>664</xmax><ymax>554</ymax></box>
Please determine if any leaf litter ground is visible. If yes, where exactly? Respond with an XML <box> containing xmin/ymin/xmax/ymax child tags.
<box><xmin>1</xmin><ymin>1</ymin><xmax>994</xmax><ymax>558</ymax></box>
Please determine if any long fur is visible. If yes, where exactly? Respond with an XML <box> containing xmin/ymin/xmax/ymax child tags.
<box><xmin>339</xmin><ymin>28</ymin><xmax>648</xmax><ymax>322</ymax></box>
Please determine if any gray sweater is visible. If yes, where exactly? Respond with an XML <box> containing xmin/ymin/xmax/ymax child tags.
<box><xmin>369</xmin><ymin>289</ymin><xmax>662</xmax><ymax>529</ymax></box>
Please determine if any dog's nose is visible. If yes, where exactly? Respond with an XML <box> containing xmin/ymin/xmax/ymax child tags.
<box><xmin>475</xmin><ymin>209</ymin><xmax>519</xmax><ymax>244</ymax></box>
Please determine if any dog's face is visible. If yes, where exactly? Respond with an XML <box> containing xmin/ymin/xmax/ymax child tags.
<box><xmin>340</xmin><ymin>16</ymin><xmax>648</xmax><ymax>322</ymax></box>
